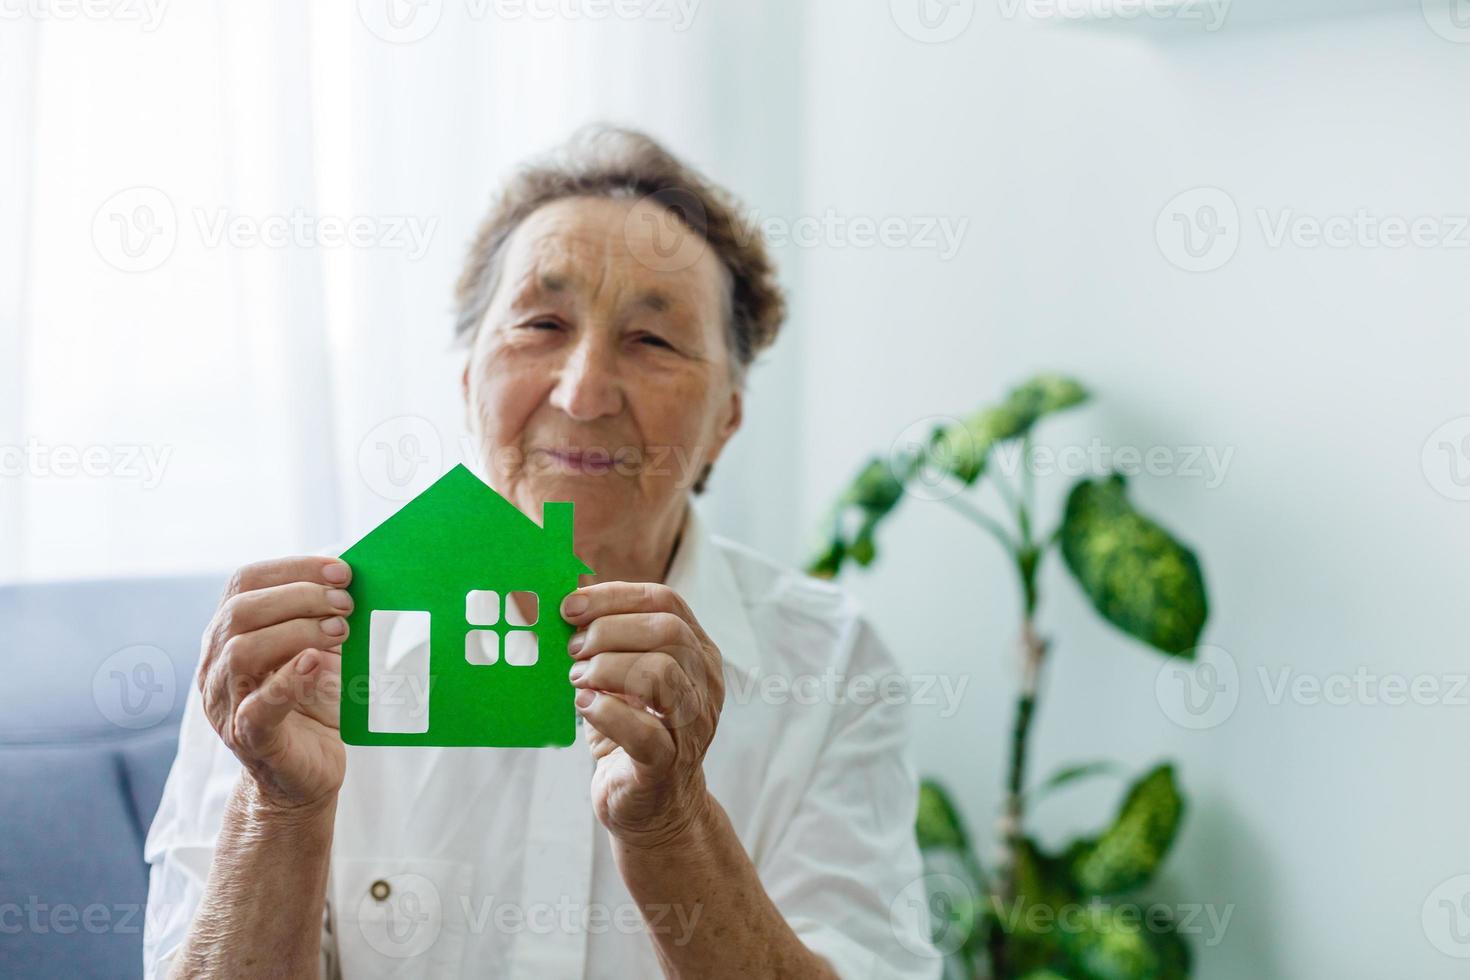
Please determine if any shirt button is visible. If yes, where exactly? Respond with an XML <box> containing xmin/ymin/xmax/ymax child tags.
<box><xmin>369</xmin><ymin>879</ymin><xmax>391</xmax><ymax>902</ymax></box>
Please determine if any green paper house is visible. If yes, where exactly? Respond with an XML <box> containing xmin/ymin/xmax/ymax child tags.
<box><xmin>339</xmin><ymin>464</ymin><xmax>593</xmax><ymax>748</ymax></box>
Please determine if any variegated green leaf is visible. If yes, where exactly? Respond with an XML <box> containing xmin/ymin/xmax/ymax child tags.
<box><xmin>1058</xmin><ymin>475</ymin><xmax>1208</xmax><ymax>657</ymax></box>
<box><xmin>1056</xmin><ymin>902</ymin><xmax>1191</xmax><ymax>980</ymax></box>
<box><xmin>1068</xmin><ymin>764</ymin><xmax>1185</xmax><ymax>896</ymax></box>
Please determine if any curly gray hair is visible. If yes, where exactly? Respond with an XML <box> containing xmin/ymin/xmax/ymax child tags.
<box><xmin>453</xmin><ymin>125</ymin><xmax>787</xmax><ymax>387</ymax></box>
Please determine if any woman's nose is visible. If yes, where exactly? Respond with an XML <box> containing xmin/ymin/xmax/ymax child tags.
<box><xmin>549</xmin><ymin>340</ymin><xmax>623</xmax><ymax>421</ymax></box>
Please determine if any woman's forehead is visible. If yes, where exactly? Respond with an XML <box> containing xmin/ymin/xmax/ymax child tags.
<box><xmin>502</xmin><ymin>197</ymin><xmax>724</xmax><ymax>309</ymax></box>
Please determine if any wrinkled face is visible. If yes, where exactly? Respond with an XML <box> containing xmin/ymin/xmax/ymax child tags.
<box><xmin>462</xmin><ymin>195</ymin><xmax>742</xmax><ymax>558</ymax></box>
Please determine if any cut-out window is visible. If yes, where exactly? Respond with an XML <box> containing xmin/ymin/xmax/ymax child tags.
<box><xmin>367</xmin><ymin>610</ymin><xmax>430</xmax><ymax>734</ymax></box>
<box><xmin>505</xmin><ymin>631</ymin><xmax>538</xmax><ymax>666</ymax></box>
<box><xmin>465</xmin><ymin>629</ymin><xmax>499</xmax><ymax>665</ymax></box>
<box><xmin>466</xmin><ymin>590</ymin><xmax>500</xmax><ymax>626</ymax></box>
<box><xmin>506</xmin><ymin>591</ymin><xmax>538</xmax><ymax>626</ymax></box>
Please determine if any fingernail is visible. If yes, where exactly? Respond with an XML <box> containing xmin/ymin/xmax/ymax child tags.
<box><xmin>327</xmin><ymin>589</ymin><xmax>353</xmax><ymax>612</ymax></box>
<box><xmin>568</xmin><ymin>632</ymin><xmax>585</xmax><ymax>656</ymax></box>
<box><xmin>569</xmin><ymin>662</ymin><xmax>587</xmax><ymax>684</ymax></box>
<box><xmin>562</xmin><ymin>593</ymin><xmax>588</xmax><ymax>618</ymax></box>
<box><xmin>575</xmin><ymin>689</ymin><xmax>596</xmax><ymax>709</ymax></box>
<box><xmin>324</xmin><ymin>561</ymin><xmax>350</xmax><ymax>585</ymax></box>
<box><xmin>298</xmin><ymin>651</ymin><xmax>317</xmax><ymax>674</ymax></box>
<box><xmin>322</xmin><ymin>617</ymin><xmax>347</xmax><ymax>637</ymax></box>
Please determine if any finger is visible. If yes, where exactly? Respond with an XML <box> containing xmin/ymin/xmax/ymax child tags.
<box><xmin>571</xmin><ymin>651</ymin><xmax>697</xmax><ymax>722</ymax></box>
<box><xmin>560</xmin><ymin>581</ymin><xmax>694</xmax><ymax>628</ymax></box>
<box><xmin>570</xmin><ymin>611</ymin><xmax>697</xmax><ymax>662</ymax></box>
<box><xmin>220</xmin><ymin>616</ymin><xmax>349</xmax><ymax>682</ymax></box>
<box><xmin>234</xmin><ymin>649</ymin><xmax>338</xmax><ymax>756</ymax></box>
<box><xmin>224</xmin><ymin>556</ymin><xmax>351</xmax><ymax>600</ymax></box>
<box><xmin>575</xmin><ymin>690</ymin><xmax>672</xmax><ymax>767</ymax></box>
<box><xmin>219</xmin><ymin>581</ymin><xmax>354</xmax><ymax>636</ymax></box>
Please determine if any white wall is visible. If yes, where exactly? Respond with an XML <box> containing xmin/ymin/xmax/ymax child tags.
<box><xmin>789</xmin><ymin>2</ymin><xmax>1470</xmax><ymax>976</ymax></box>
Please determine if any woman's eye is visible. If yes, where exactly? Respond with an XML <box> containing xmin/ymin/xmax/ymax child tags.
<box><xmin>526</xmin><ymin>319</ymin><xmax>561</xmax><ymax>331</ymax></box>
<box><xmin>636</xmin><ymin>333</ymin><xmax>673</xmax><ymax>350</ymax></box>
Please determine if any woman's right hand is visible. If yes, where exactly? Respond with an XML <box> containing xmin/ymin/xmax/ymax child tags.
<box><xmin>197</xmin><ymin>556</ymin><xmax>353</xmax><ymax>812</ymax></box>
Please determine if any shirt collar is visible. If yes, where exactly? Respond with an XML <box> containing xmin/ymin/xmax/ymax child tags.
<box><xmin>663</xmin><ymin>501</ymin><xmax>760</xmax><ymax>676</ymax></box>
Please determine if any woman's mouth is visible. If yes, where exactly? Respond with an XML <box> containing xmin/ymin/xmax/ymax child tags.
<box><xmin>539</xmin><ymin>448</ymin><xmax>621</xmax><ymax>475</ymax></box>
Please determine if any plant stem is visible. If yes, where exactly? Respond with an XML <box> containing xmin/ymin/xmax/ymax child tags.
<box><xmin>941</xmin><ymin>492</ymin><xmax>1017</xmax><ymax>556</ymax></box>
<box><xmin>988</xmin><ymin>544</ymin><xmax>1049</xmax><ymax>980</ymax></box>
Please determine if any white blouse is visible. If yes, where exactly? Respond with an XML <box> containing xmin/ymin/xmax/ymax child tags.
<box><xmin>143</xmin><ymin>503</ymin><xmax>941</xmax><ymax>978</ymax></box>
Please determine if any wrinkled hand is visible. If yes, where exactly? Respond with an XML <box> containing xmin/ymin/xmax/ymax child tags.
<box><xmin>562</xmin><ymin>582</ymin><xmax>724</xmax><ymax>847</ymax></box>
<box><xmin>198</xmin><ymin>557</ymin><xmax>352</xmax><ymax>812</ymax></box>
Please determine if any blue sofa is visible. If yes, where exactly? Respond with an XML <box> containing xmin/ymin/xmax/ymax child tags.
<box><xmin>0</xmin><ymin>575</ymin><xmax>223</xmax><ymax>980</ymax></box>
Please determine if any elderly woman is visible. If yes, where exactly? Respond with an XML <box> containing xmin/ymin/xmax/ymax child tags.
<box><xmin>143</xmin><ymin>127</ymin><xmax>935</xmax><ymax>979</ymax></box>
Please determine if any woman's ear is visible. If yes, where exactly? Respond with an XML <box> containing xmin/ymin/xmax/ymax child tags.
<box><xmin>720</xmin><ymin>386</ymin><xmax>744</xmax><ymax>442</ymax></box>
<box><xmin>460</xmin><ymin>360</ymin><xmax>473</xmax><ymax>430</ymax></box>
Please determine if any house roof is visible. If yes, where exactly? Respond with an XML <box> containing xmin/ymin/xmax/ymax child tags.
<box><xmin>344</xmin><ymin>463</ymin><xmax>592</xmax><ymax>577</ymax></box>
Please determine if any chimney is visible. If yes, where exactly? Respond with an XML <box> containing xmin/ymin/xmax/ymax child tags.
<box><xmin>541</xmin><ymin>500</ymin><xmax>575</xmax><ymax>554</ymax></box>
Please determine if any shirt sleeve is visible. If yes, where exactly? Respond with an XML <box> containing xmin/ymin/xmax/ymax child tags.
<box><xmin>756</xmin><ymin>616</ymin><xmax>944</xmax><ymax>980</ymax></box>
<box><xmin>141</xmin><ymin>678</ymin><xmax>336</xmax><ymax>978</ymax></box>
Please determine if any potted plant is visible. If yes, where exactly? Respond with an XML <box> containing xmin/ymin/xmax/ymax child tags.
<box><xmin>808</xmin><ymin>375</ymin><xmax>1210</xmax><ymax>980</ymax></box>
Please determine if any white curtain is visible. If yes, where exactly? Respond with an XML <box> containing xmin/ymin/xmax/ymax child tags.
<box><xmin>1</xmin><ymin>0</ymin><xmax>806</xmax><ymax>582</ymax></box>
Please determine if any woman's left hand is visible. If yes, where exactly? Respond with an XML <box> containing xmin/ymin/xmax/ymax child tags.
<box><xmin>561</xmin><ymin>581</ymin><xmax>724</xmax><ymax>848</ymax></box>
